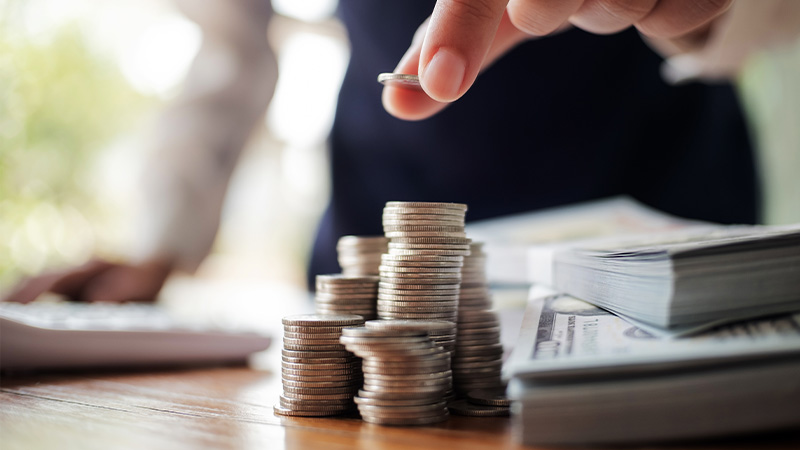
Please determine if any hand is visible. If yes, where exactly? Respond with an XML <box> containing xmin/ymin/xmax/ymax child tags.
<box><xmin>3</xmin><ymin>258</ymin><xmax>173</xmax><ymax>304</ymax></box>
<box><xmin>383</xmin><ymin>0</ymin><xmax>732</xmax><ymax>120</ymax></box>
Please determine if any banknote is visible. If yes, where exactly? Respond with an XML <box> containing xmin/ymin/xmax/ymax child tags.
<box><xmin>504</xmin><ymin>287</ymin><xmax>800</xmax><ymax>381</ymax></box>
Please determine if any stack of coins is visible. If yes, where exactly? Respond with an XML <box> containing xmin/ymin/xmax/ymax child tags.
<box><xmin>364</xmin><ymin>319</ymin><xmax>457</xmax><ymax>360</ymax></box>
<box><xmin>378</xmin><ymin>202</ymin><xmax>471</xmax><ymax>323</ymax></box>
<box><xmin>452</xmin><ymin>243</ymin><xmax>504</xmax><ymax>394</ymax></box>
<box><xmin>448</xmin><ymin>388</ymin><xmax>511</xmax><ymax>417</ymax></box>
<box><xmin>365</xmin><ymin>319</ymin><xmax>458</xmax><ymax>401</ymax></box>
<box><xmin>340</xmin><ymin>327</ymin><xmax>451</xmax><ymax>426</ymax></box>
<box><xmin>337</xmin><ymin>236</ymin><xmax>388</xmax><ymax>276</ymax></box>
<box><xmin>452</xmin><ymin>310</ymin><xmax>504</xmax><ymax>394</ymax></box>
<box><xmin>275</xmin><ymin>314</ymin><xmax>364</xmax><ymax>417</ymax></box>
<box><xmin>458</xmin><ymin>243</ymin><xmax>492</xmax><ymax>311</ymax></box>
<box><xmin>315</xmin><ymin>274</ymin><xmax>379</xmax><ymax>320</ymax></box>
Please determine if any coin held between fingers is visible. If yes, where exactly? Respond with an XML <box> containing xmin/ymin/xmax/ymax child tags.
<box><xmin>378</xmin><ymin>73</ymin><xmax>422</xmax><ymax>91</ymax></box>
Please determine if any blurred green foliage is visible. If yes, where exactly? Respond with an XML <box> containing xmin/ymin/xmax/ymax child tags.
<box><xmin>0</xmin><ymin>23</ymin><xmax>150</xmax><ymax>290</ymax></box>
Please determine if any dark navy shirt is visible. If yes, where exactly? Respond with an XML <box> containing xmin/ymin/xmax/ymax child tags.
<box><xmin>309</xmin><ymin>1</ymin><xmax>759</xmax><ymax>283</ymax></box>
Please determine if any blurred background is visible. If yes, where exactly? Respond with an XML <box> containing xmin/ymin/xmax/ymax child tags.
<box><xmin>1</xmin><ymin>0</ymin><xmax>799</xmax><ymax>294</ymax></box>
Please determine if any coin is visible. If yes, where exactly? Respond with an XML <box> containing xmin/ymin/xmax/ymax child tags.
<box><xmin>447</xmin><ymin>399</ymin><xmax>509</xmax><ymax>417</ymax></box>
<box><xmin>365</xmin><ymin>319</ymin><xmax>455</xmax><ymax>331</ymax></box>
<box><xmin>377</xmin><ymin>73</ymin><xmax>422</xmax><ymax>90</ymax></box>
<box><xmin>466</xmin><ymin>388</ymin><xmax>512</xmax><ymax>407</ymax></box>
<box><xmin>384</xmin><ymin>201</ymin><xmax>467</xmax><ymax>210</ymax></box>
<box><xmin>282</xmin><ymin>385</ymin><xmax>358</xmax><ymax>395</ymax></box>
<box><xmin>273</xmin><ymin>404</ymin><xmax>350</xmax><ymax>417</ymax></box>
<box><xmin>281</xmin><ymin>379</ymin><xmax>361</xmax><ymax>389</ymax></box>
<box><xmin>361</xmin><ymin>413</ymin><xmax>449</xmax><ymax>426</ymax></box>
<box><xmin>282</xmin><ymin>314</ymin><xmax>364</xmax><ymax>327</ymax></box>
<box><xmin>280</xmin><ymin>394</ymin><xmax>355</xmax><ymax>404</ymax></box>
<box><xmin>355</xmin><ymin>396</ymin><xmax>439</xmax><ymax>407</ymax></box>
<box><xmin>281</xmin><ymin>349</ymin><xmax>354</xmax><ymax>359</ymax></box>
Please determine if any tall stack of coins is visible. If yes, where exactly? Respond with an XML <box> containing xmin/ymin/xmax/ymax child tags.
<box><xmin>452</xmin><ymin>242</ymin><xmax>504</xmax><ymax>394</ymax></box>
<box><xmin>275</xmin><ymin>314</ymin><xmax>364</xmax><ymax>417</ymax></box>
<box><xmin>377</xmin><ymin>202</ymin><xmax>471</xmax><ymax>322</ymax></box>
<box><xmin>315</xmin><ymin>274</ymin><xmax>379</xmax><ymax>320</ymax></box>
<box><xmin>336</xmin><ymin>236</ymin><xmax>388</xmax><ymax>276</ymax></box>
<box><xmin>340</xmin><ymin>327</ymin><xmax>451</xmax><ymax>426</ymax></box>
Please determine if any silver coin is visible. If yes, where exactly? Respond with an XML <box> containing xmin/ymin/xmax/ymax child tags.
<box><xmin>280</xmin><ymin>394</ymin><xmax>355</xmax><ymax>404</ymax></box>
<box><xmin>281</xmin><ymin>349</ymin><xmax>354</xmax><ymax>359</ymax></box>
<box><xmin>385</xmin><ymin>201</ymin><xmax>467</xmax><ymax>210</ymax></box>
<box><xmin>381</xmin><ymin>254</ymin><xmax>464</xmax><ymax>262</ymax></box>
<box><xmin>282</xmin><ymin>314</ymin><xmax>364</xmax><ymax>327</ymax></box>
<box><xmin>355</xmin><ymin>396</ymin><xmax>439</xmax><ymax>407</ymax></box>
<box><xmin>378</xmin><ymin>293</ymin><xmax>460</xmax><ymax>301</ymax></box>
<box><xmin>340</xmin><ymin>326</ymin><xmax>428</xmax><ymax>338</ymax></box>
<box><xmin>281</xmin><ymin>356</ymin><xmax>357</xmax><ymax>365</ymax></box>
<box><xmin>283</xmin><ymin>331</ymin><xmax>347</xmax><ymax>340</ymax></box>
<box><xmin>377</xmin><ymin>72</ymin><xmax>422</xmax><ymax>90</ymax></box>
<box><xmin>365</xmin><ymin>319</ymin><xmax>456</xmax><ymax>332</ymax></box>
<box><xmin>361</xmin><ymin>356</ymin><xmax>450</xmax><ymax>368</ymax></box>
<box><xmin>385</xmin><ymin>231</ymin><xmax>467</xmax><ymax>239</ymax></box>
<box><xmin>466</xmin><ymin>388</ymin><xmax>512</xmax><ymax>407</ymax></box>
<box><xmin>360</xmin><ymin>412</ymin><xmax>449</xmax><ymax>426</ymax></box>
<box><xmin>282</xmin><ymin>367</ymin><xmax>360</xmax><ymax>377</ymax></box>
<box><xmin>273</xmin><ymin>404</ymin><xmax>352</xmax><ymax>417</ymax></box>
<box><xmin>382</xmin><ymin>218</ymin><xmax>465</xmax><ymax>226</ymax></box>
<box><xmin>358</xmin><ymin>406</ymin><xmax>448</xmax><ymax>419</ymax></box>
<box><xmin>282</xmin><ymin>379</ymin><xmax>361</xmax><ymax>389</ymax></box>
<box><xmin>282</xmin><ymin>325</ymin><xmax>355</xmax><ymax>334</ymax></box>
<box><xmin>379</xmin><ymin>288</ymin><xmax>460</xmax><ymax>296</ymax></box>
<box><xmin>379</xmin><ymin>282</ymin><xmax>461</xmax><ymax>291</ymax></box>
<box><xmin>447</xmin><ymin>399</ymin><xmax>509</xmax><ymax>417</ymax></box>
<box><xmin>379</xmin><ymin>272</ymin><xmax>462</xmax><ymax>280</ymax></box>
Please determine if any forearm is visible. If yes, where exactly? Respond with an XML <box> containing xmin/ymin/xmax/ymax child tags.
<box><xmin>133</xmin><ymin>0</ymin><xmax>277</xmax><ymax>273</ymax></box>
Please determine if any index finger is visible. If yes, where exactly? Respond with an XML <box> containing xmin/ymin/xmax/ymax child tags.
<box><xmin>419</xmin><ymin>0</ymin><xmax>509</xmax><ymax>102</ymax></box>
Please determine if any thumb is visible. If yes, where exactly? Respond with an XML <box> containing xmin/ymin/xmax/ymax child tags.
<box><xmin>419</xmin><ymin>0</ymin><xmax>509</xmax><ymax>102</ymax></box>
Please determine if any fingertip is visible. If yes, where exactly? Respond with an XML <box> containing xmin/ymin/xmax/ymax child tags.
<box><xmin>419</xmin><ymin>47</ymin><xmax>468</xmax><ymax>103</ymax></box>
<box><xmin>382</xmin><ymin>86</ymin><xmax>449</xmax><ymax>121</ymax></box>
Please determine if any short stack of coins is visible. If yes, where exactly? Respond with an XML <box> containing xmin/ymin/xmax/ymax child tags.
<box><xmin>448</xmin><ymin>387</ymin><xmax>511</xmax><ymax>417</ymax></box>
<box><xmin>365</xmin><ymin>319</ymin><xmax>458</xmax><ymax>401</ymax></box>
<box><xmin>315</xmin><ymin>274</ymin><xmax>379</xmax><ymax>320</ymax></box>
<box><xmin>275</xmin><ymin>314</ymin><xmax>364</xmax><ymax>417</ymax></box>
<box><xmin>340</xmin><ymin>326</ymin><xmax>451</xmax><ymax>426</ymax></box>
<box><xmin>378</xmin><ymin>201</ymin><xmax>471</xmax><ymax>323</ymax></box>
<box><xmin>452</xmin><ymin>243</ymin><xmax>504</xmax><ymax>394</ymax></box>
<box><xmin>365</xmin><ymin>319</ymin><xmax>457</xmax><ymax>358</ymax></box>
<box><xmin>337</xmin><ymin>236</ymin><xmax>388</xmax><ymax>276</ymax></box>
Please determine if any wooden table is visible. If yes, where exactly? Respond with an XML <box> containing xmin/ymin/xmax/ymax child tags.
<box><xmin>3</xmin><ymin>362</ymin><xmax>800</xmax><ymax>449</ymax></box>
<box><xmin>2</xmin><ymin>281</ymin><xmax>799</xmax><ymax>449</ymax></box>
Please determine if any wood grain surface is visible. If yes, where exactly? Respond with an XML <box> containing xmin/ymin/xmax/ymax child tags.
<box><xmin>2</xmin><ymin>362</ymin><xmax>799</xmax><ymax>450</ymax></box>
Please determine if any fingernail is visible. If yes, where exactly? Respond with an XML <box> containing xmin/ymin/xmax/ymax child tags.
<box><xmin>421</xmin><ymin>48</ymin><xmax>466</xmax><ymax>102</ymax></box>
